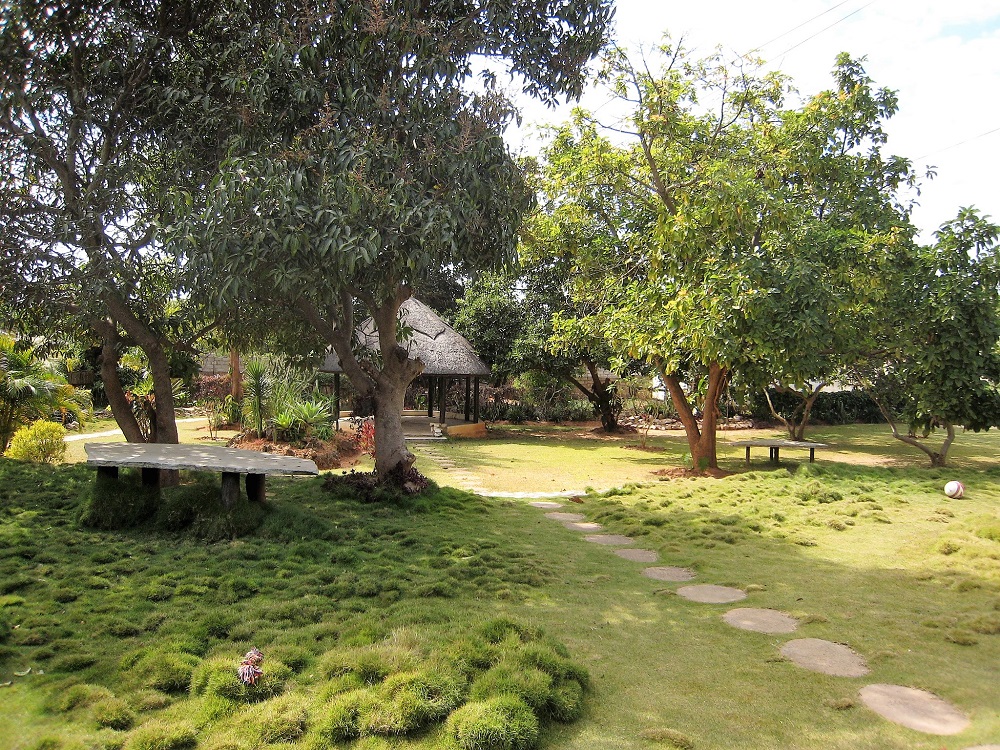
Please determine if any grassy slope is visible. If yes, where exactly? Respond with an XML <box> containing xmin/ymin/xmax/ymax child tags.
<box><xmin>3</xmin><ymin>424</ymin><xmax>1000</xmax><ymax>749</ymax></box>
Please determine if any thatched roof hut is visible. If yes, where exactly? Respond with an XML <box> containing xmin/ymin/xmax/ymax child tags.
<box><xmin>320</xmin><ymin>297</ymin><xmax>490</xmax><ymax>377</ymax></box>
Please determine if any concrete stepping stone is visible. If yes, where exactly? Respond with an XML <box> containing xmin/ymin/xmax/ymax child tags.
<box><xmin>780</xmin><ymin>638</ymin><xmax>869</xmax><ymax>677</ymax></box>
<box><xmin>545</xmin><ymin>512</ymin><xmax>585</xmax><ymax>522</ymax></box>
<box><xmin>859</xmin><ymin>684</ymin><xmax>970</xmax><ymax>735</ymax></box>
<box><xmin>564</xmin><ymin>522</ymin><xmax>603</xmax><ymax>531</ymax></box>
<box><xmin>723</xmin><ymin>608</ymin><xmax>798</xmax><ymax>634</ymax></box>
<box><xmin>614</xmin><ymin>548</ymin><xmax>658</xmax><ymax>562</ymax></box>
<box><xmin>962</xmin><ymin>746</ymin><xmax>1000</xmax><ymax>750</ymax></box>
<box><xmin>529</xmin><ymin>501</ymin><xmax>563</xmax><ymax>509</ymax></box>
<box><xmin>643</xmin><ymin>566</ymin><xmax>696</xmax><ymax>582</ymax></box>
<box><xmin>677</xmin><ymin>584</ymin><xmax>746</xmax><ymax>603</ymax></box>
<box><xmin>584</xmin><ymin>534</ymin><xmax>635</xmax><ymax>546</ymax></box>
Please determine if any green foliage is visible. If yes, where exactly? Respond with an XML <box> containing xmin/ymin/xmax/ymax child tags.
<box><xmin>123</xmin><ymin>719</ymin><xmax>196</xmax><ymax>750</ymax></box>
<box><xmin>5</xmin><ymin>419</ymin><xmax>67</xmax><ymax>464</ymax></box>
<box><xmin>446</xmin><ymin>696</ymin><xmax>540</xmax><ymax>750</ymax></box>
<box><xmin>190</xmin><ymin>656</ymin><xmax>291</xmax><ymax>703</ymax></box>
<box><xmin>129</xmin><ymin>650</ymin><xmax>200</xmax><ymax>693</ymax></box>
<box><xmin>241</xmin><ymin>358</ymin><xmax>271</xmax><ymax>439</ymax></box>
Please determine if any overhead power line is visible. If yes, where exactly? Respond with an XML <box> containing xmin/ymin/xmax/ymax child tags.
<box><xmin>915</xmin><ymin>126</ymin><xmax>1000</xmax><ymax>161</ymax></box>
<box><xmin>772</xmin><ymin>1</ymin><xmax>877</xmax><ymax>59</ymax></box>
<box><xmin>742</xmin><ymin>0</ymin><xmax>854</xmax><ymax>57</ymax></box>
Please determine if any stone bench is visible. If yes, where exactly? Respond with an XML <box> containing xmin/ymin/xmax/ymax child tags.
<box><xmin>729</xmin><ymin>439</ymin><xmax>828</xmax><ymax>466</ymax></box>
<box><xmin>85</xmin><ymin>443</ymin><xmax>318</xmax><ymax>506</ymax></box>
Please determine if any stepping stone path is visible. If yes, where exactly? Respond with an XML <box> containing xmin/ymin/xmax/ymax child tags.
<box><xmin>525</xmin><ymin>493</ymin><xmax>979</xmax><ymax>739</ymax></box>
<box><xmin>584</xmin><ymin>534</ymin><xmax>636</xmax><ymax>546</ymax></box>
<box><xmin>780</xmin><ymin>638</ymin><xmax>869</xmax><ymax>678</ymax></box>
<box><xmin>723</xmin><ymin>608</ymin><xmax>798</xmax><ymax>634</ymax></box>
<box><xmin>642</xmin><ymin>566</ymin><xmax>696</xmax><ymax>582</ymax></box>
<box><xmin>677</xmin><ymin>584</ymin><xmax>747</xmax><ymax>604</ymax></box>
<box><xmin>545</xmin><ymin>512</ymin><xmax>585</xmax><ymax>522</ymax></box>
<box><xmin>858</xmin><ymin>684</ymin><xmax>970</xmax><ymax>735</ymax></box>
<box><xmin>614</xmin><ymin>549</ymin><xmax>658</xmax><ymax>562</ymax></box>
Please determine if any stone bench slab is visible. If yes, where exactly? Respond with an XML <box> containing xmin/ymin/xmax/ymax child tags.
<box><xmin>85</xmin><ymin>442</ymin><xmax>318</xmax><ymax>476</ymax></box>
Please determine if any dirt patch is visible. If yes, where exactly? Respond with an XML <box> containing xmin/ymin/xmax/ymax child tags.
<box><xmin>651</xmin><ymin>467</ymin><xmax>733</xmax><ymax>479</ymax></box>
<box><xmin>228</xmin><ymin>433</ymin><xmax>360</xmax><ymax>470</ymax></box>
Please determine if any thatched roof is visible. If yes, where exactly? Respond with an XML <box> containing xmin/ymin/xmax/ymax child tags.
<box><xmin>320</xmin><ymin>297</ymin><xmax>491</xmax><ymax>377</ymax></box>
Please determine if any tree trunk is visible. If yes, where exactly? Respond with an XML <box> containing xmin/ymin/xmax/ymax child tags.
<box><xmin>792</xmin><ymin>386</ymin><xmax>824</xmax><ymax>442</ymax></box>
<box><xmin>100</xmin><ymin>341</ymin><xmax>146</xmax><ymax>443</ymax></box>
<box><xmin>229</xmin><ymin>349</ymin><xmax>243</xmax><ymax>402</ymax></box>
<box><xmin>662</xmin><ymin>362</ymin><xmax>728</xmax><ymax>470</ymax></box>
<box><xmin>566</xmin><ymin>359</ymin><xmax>620</xmax><ymax>432</ymax></box>
<box><xmin>146</xmin><ymin>342</ymin><xmax>179</xmax><ymax>446</ymax></box>
<box><xmin>870</xmin><ymin>395</ymin><xmax>955</xmax><ymax>467</ymax></box>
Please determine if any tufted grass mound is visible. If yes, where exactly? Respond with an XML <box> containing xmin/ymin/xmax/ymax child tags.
<box><xmin>446</xmin><ymin>695</ymin><xmax>540</xmax><ymax>750</ymax></box>
<box><xmin>189</xmin><ymin>656</ymin><xmax>292</xmax><ymax>703</ymax></box>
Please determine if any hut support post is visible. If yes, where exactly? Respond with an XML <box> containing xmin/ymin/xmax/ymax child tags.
<box><xmin>438</xmin><ymin>377</ymin><xmax>447</xmax><ymax>424</ymax></box>
<box><xmin>464</xmin><ymin>377</ymin><xmax>471</xmax><ymax>421</ymax></box>
<box><xmin>473</xmin><ymin>376</ymin><xmax>480</xmax><ymax>423</ymax></box>
<box><xmin>427</xmin><ymin>377</ymin><xmax>435</xmax><ymax>418</ymax></box>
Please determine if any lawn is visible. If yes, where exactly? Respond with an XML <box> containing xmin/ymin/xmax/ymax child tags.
<box><xmin>3</xmin><ymin>422</ymin><xmax>999</xmax><ymax>749</ymax></box>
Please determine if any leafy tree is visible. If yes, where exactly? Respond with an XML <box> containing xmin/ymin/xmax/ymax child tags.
<box><xmin>163</xmin><ymin>1</ymin><xmax>614</xmax><ymax>479</ymax></box>
<box><xmin>545</xmin><ymin>42</ymin><xmax>916</xmax><ymax>468</ymax></box>
<box><xmin>0</xmin><ymin>0</ymin><xmax>221</xmax><ymax>447</ymax></box>
<box><xmin>854</xmin><ymin>209</ymin><xmax>1000</xmax><ymax>466</ymax></box>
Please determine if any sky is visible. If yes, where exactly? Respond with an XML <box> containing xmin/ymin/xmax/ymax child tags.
<box><xmin>506</xmin><ymin>0</ymin><xmax>1000</xmax><ymax>242</ymax></box>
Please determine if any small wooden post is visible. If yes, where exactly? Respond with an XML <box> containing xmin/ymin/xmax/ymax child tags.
<box><xmin>141</xmin><ymin>467</ymin><xmax>160</xmax><ymax>487</ymax></box>
<box><xmin>473</xmin><ymin>376</ymin><xmax>480</xmax><ymax>423</ymax></box>
<box><xmin>246</xmin><ymin>473</ymin><xmax>265</xmax><ymax>503</ymax></box>
<box><xmin>334</xmin><ymin>373</ymin><xmax>341</xmax><ymax>431</ymax></box>
<box><xmin>221</xmin><ymin>472</ymin><xmax>241</xmax><ymax>508</ymax></box>
<box><xmin>464</xmin><ymin>376</ymin><xmax>471</xmax><ymax>421</ymax></box>
<box><xmin>427</xmin><ymin>377</ymin><xmax>435</xmax><ymax>418</ymax></box>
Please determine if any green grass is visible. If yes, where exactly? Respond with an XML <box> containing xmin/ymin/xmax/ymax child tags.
<box><xmin>3</xmin><ymin>424</ymin><xmax>1000</xmax><ymax>749</ymax></box>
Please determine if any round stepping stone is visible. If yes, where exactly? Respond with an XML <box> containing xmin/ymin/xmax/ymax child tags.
<box><xmin>545</xmin><ymin>512</ymin><xmax>585</xmax><ymax>522</ymax></box>
<box><xmin>859</xmin><ymin>684</ymin><xmax>969</xmax><ymax>735</ymax></box>
<box><xmin>723</xmin><ymin>608</ymin><xmax>798</xmax><ymax>634</ymax></box>
<box><xmin>614</xmin><ymin>548</ymin><xmax>658</xmax><ymax>562</ymax></box>
<box><xmin>780</xmin><ymin>638</ymin><xmax>869</xmax><ymax>677</ymax></box>
<box><xmin>643</xmin><ymin>566</ymin><xmax>696</xmax><ymax>582</ymax></box>
<box><xmin>564</xmin><ymin>522</ymin><xmax>603</xmax><ymax>531</ymax></box>
<box><xmin>584</xmin><ymin>534</ymin><xmax>635</xmax><ymax>545</ymax></box>
<box><xmin>529</xmin><ymin>501</ymin><xmax>563</xmax><ymax>509</ymax></box>
<box><xmin>677</xmin><ymin>584</ymin><xmax>746</xmax><ymax>604</ymax></box>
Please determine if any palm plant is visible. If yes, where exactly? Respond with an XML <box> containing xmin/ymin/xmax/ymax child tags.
<box><xmin>242</xmin><ymin>358</ymin><xmax>271</xmax><ymax>438</ymax></box>
<box><xmin>0</xmin><ymin>337</ymin><xmax>86</xmax><ymax>450</ymax></box>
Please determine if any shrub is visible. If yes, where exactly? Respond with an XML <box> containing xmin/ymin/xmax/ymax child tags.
<box><xmin>247</xmin><ymin>694</ymin><xmax>310</xmax><ymax>743</ymax></box>
<box><xmin>546</xmin><ymin>679</ymin><xmax>584</xmax><ymax>722</ymax></box>
<box><xmin>123</xmin><ymin>719</ymin><xmax>196</xmax><ymax>750</ymax></box>
<box><xmin>469</xmin><ymin>664</ymin><xmax>551</xmax><ymax>711</ymax></box>
<box><xmin>5</xmin><ymin>420</ymin><xmax>66</xmax><ymax>464</ymax></box>
<box><xmin>92</xmin><ymin>697</ymin><xmax>136</xmax><ymax>730</ymax></box>
<box><xmin>446</xmin><ymin>696</ymin><xmax>540</xmax><ymax>750</ymax></box>
<box><xmin>361</xmin><ymin>667</ymin><xmax>468</xmax><ymax>736</ymax></box>
<box><xmin>129</xmin><ymin>651</ymin><xmax>200</xmax><ymax>693</ymax></box>
<box><xmin>47</xmin><ymin>683</ymin><xmax>113</xmax><ymax>713</ymax></box>
<box><xmin>190</xmin><ymin>655</ymin><xmax>291</xmax><ymax>703</ymax></box>
<box><xmin>316</xmin><ymin>688</ymin><xmax>375</xmax><ymax>743</ymax></box>
<box><xmin>79</xmin><ymin>474</ymin><xmax>159</xmax><ymax>530</ymax></box>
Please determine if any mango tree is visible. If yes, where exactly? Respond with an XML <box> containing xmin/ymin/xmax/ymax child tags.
<box><xmin>163</xmin><ymin>1</ymin><xmax>613</xmax><ymax>480</ymax></box>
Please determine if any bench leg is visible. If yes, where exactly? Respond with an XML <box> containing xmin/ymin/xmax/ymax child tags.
<box><xmin>97</xmin><ymin>466</ymin><xmax>119</xmax><ymax>481</ymax></box>
<box><xmin>810</xmin><ymin>448</ymin><xmax>815</xmax><ymax>463</ymax></box>
<box><xmin>745</xmin><ymin>446</ymin><xmax>751</xmax><ymax>467</ymax></box>
<box><xmin>221</xmin><ymin>472</ymin><xmax>241</xmax><ymax>508</ymax></box>
<box><xmin>772</xmin><ymin>448</ymin><xmax>780</xmax><ymax>464</ymax></box>
<box><xmin>246</xmin><ymin>473</ymin><xmax>265</xmax><ymax>503</ymax></box>
<box><xmin>141</xmin><ymin>467</ymin><xmax>160</xmax><ymax>488</ymax></box>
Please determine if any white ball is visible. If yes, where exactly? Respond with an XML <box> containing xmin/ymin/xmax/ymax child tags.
<box><xmin>944</xmin><ymin>481</ymin><xmax>965</xmax><ymax>499</ymax></box>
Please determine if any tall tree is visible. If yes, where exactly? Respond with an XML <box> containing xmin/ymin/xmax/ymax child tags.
<box><xmin>0</xmin><ymin>0</ymin><xmax>221</xmax><ymax>447</ymax></box>
<box><xmin>544</xmin><ymin>42</ymin><xmax>917</xmax><ymax>468</ymax></box>
<box><xmin>855</xmin><ymin>208</ymin><xmax>1000</xmax><ymax>466</ymax></box>
<box><xmin>164</xmin><ymin>1</ymin><xmax>614</xmax><ymax>480</ymax></box>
